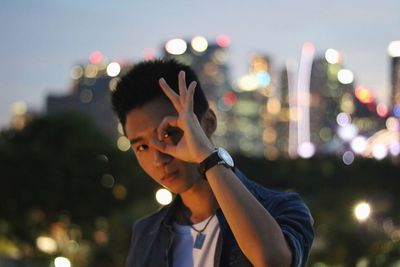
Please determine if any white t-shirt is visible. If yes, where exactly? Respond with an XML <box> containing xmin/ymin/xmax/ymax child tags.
<box><xmin>172</xmin><ymin>215</ymin><xmax>220</xmax><ymax>267</ymax></box>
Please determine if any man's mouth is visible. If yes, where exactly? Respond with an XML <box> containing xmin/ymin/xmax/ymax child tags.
<box><xmin>161</xmin><ymin>171</ymin><xmax>178</xmax><ymax>182</ymax></box>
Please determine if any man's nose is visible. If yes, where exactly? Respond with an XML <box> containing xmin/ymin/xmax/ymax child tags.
<box><xmin>153</xmin><ymin>149</ymin><xmax>172</xmax><ymax>167</ymax></box>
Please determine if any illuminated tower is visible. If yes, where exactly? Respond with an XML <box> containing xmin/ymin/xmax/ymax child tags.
<box><xmin>162</xmin><ymin>35</ymin><xmax>234</xmax><ymax>150</ymax></box>
<box><xmin>388</xmin><ymin>41</ymin><xmax>400</xmax><ymax>116</ymax></box>
<box><xmin>230</xmin><ymin>53</ymin><xmax>277</xmax><ymax>158</ymax></box>
<box><xmin>46</xmin><ymin>52</ymin><xmax>122</xmax><ymax>140</ymax></box>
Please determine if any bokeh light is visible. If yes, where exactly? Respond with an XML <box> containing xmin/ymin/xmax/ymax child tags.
<box><xmin>84</xmin><ymin>64</ymin><xmax>98</xmax><ymax>78</ymax></box>
<box><xmin>298</xmin><ymin>142</ymin><xmax>315</xmax><ymax>158</ymax></box>
<box><xmin>36</xmin><ymin>236</ymin><xmax>57</xmax><ymax>254</ymax></box>
<box><xmin>350</xmin><ymin>136</ymin><xmax>367</xmax><ymax>154</ymax></box>
<box><xmin>376</xmin><ymin>103</ymin><xmax>389</xmax><ymax>117</ymax></box>
<box><xmin>79</xmin><ymin>89</ymin><xmax>93</xmax><ymax>103</ymax></box>
<box><xmin>325</xmin><ymin>48</ymin><xmax>340</xmax><ymax>64</ymax></box>
<box><xmin>70</xmin><ymin>65</ymin><xmax>83</xmax><ymax>80</ymax></box>
<box><xmin>117</xmin><ymin>136</ymin><xmax>131</xmax><ymax>151</ymax></box>
<box><xmin>89</xmin><ymin>50</ymin><xmax>103</xmax><ymax>64</ymax></box>
<box><xmin>11</xmin><ymin>101</ymin><xmax>27</xmax><ymax>116</ymax></box>
<box><xmin>191</xmin><ymin>36</ymin><xmax>208</xmax><ymax>52</ymax></box>
<box><xmin>342</xmin><ymin>151</ymin><xmax>355</xmax><ymax>165</ymax></box>
<box><xmin>389</xmin><ymin>142</ymin><xmax>400</xmax><ymax>156</ymax></box>
<box><xmin>155</xmin><ymin>188</ymin><xmax>173</xmax><ymax>205</ymax></box>
<box><xmin>354</xmin><ymin>202</ymin><xmax>371</xmax><ymax>222</ymax></box>
<box><xmin>113</xmin><ymin>184</ymin><xmax>127</xmax><ymax>200</ymax></box>
<box><xmin>256</xmin><ymin>71</ymin><xmax>271</xmax><ymax>87</ymax></box>
<box><xmin>338</xmin><ymin>124</ymin><xmax>358</xmax><ymax>141</ymax></box>
<box><xmin>336</xmin><ymin>112</ymin><xmax>351</xmax><ymax>126</ymax></box>
<box><xmin>355</xmin><ymin>86</ymin><xmax>374</xmax><ymax>104</ymax></box>
<box><xmin>337</xmin><ymin>69</ymin><xmax>354</xmax><ymax>84</ymax></box>
<box><xmin>266</xmin><ymin>98</ymin><xmax>281</xmax><ymax>115</ymax></box>
<box><xmin>216</xmin><ymin>34</ymin><xmax>231</xmax><ymax>48</ymax></box>
<box><xmin>386</xmin><ymin>117</ymin><xmax>399</xmax><ymax>131</ymax></box>
<box><xmin>54</xmin><ymin>257</ymin><xmax>71</xmax><ymax>267</ymax></box>
<box><xmin>372</xmin><ymin>143</ymin><xmax>388</xmax><ymax>160</ymax></box>
<box><xmin>393</xmin><ymin>104</ymin><xmax>400</xmax><ymax>117</ymax></box>
<box><xmin>237</xmin><ymin>74</ymin><xmax>258</xmax><ymax>91</ymax></box>
<box><xmin>106</xmin><ymin>62</ymin><xmax>121</xmax><ymax>77</ymax></box>
<box><xmin>165</xmin><ymin>38</ymin><xmax>187</xmax><ymax>55</ymax></box>
<box><xmin>101</xmin><ymin>174</ymin><xmax>115</xmax><ymax>188</ymax></box>
<box><xmin>388</xmin><ymin>40</ymin><xmax>400</xmax><ymax>57</ymax></box>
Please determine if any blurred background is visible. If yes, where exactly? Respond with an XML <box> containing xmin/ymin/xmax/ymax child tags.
<box><xmin>1</xmin><ymin>1</ymin><xmax>400</xmax><ymax>266</ymax></box>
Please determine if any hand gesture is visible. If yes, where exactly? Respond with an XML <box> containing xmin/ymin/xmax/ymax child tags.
<box><xmin>152</xmin><ymin>71</ymin><xmax>213</xmax><ymax>163</ymax></box>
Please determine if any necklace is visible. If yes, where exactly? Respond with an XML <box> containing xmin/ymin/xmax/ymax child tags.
<box><xmin>181</xmin><ymin>210</ymin><xmax>215</xmax><ymax>250</ymax></box>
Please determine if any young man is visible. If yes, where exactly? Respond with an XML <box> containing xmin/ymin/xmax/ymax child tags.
<box><xmin>112</xmin><ymin>59</ymin><xmax>314</xmax><ymax>267</ymax></box>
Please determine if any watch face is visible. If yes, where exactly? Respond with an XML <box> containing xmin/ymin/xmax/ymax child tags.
<box><xmin>217</xmin><ymin>147</ymin><xmax>234</xmax><ymax>167</ymax></box>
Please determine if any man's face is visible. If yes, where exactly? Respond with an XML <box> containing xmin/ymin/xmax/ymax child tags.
<box><xmin>124</xmin><ymin>97</ymin><xmax>201</xmax><ymax>193</ymax></box>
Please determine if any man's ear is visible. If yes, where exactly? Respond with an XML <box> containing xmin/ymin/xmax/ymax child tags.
<box><xmin>200</xmin><ymin>108</ymin><xmax>217</xmax><ymax>138</ymax></box>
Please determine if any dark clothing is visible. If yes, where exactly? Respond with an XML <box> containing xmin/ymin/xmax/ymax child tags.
<box><xmin>126</xmin><ymin>169</ymin><xmax>314</xmax><ymax>267</ymax></box>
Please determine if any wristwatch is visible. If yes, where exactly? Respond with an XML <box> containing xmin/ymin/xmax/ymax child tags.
<box><xmin>198</xmin><ymin>147</ymin><xmax>234</xmax><ymax>175</ymax></box>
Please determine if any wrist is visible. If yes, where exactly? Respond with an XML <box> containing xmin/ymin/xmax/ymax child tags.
<box><xmin>196</xmin><ymin>145</ymin><xmax>215</xmax><ymax>164</ymax></box>
<box><xmin>198</xmin><ymin>147</ymin><xmax>235</xmax><ymax>176</ymax></box>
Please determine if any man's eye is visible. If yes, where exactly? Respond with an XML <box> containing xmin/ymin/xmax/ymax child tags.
<box><xmin>136</xmin><ymin>145</ymin><xmax>148</xmax><ymax>152</ymax></box>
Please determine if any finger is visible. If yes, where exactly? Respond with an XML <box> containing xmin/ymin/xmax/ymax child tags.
<box><xmin>178</xmin><ymin>71</ymin><xmax>187</xmax><ymax>100</ymax></box>
<box><xmin>159</xmin><ymin>78</ymin><xmax>180</xmax><ymax>109</ymax></box>
<box><xmin>156</xmin><ymin>116</ymin><xmax>179</xmax><ymax>140</ymax></box>
<box><xmin>186</xmin><ymin>81</ymin><xmax>197</xmax><ymax>112</ymax></box>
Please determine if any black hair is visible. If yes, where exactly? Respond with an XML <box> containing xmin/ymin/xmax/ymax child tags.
<box><xmin>111</xmin><ymin>58</ymin><xmax>209</xmax><ymax>127</ymax></box>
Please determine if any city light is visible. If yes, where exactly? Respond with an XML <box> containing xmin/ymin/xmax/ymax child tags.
<box><xmin>388</xmin><ymin>41</ymin><xmax>400</xmax><ymax>57</ymax></box>
<box><xmin>386</xmin><ymin>117</ymin><xmax>399</xmax><ymax>131</ymax></box>
<box><xmin>155</xmin><ymin>188</ymin><xmax>173</xmax><ymax>205</ymax></box>
<box><xmin>354</xmin><ymin>202</ymin><xmax>371</xmax><ymax>222</ymax></box>
<box><xmin>216</xmin><ymin>34</ymin><xmax>231</xmax><ymax>48</ymax></box>
<box><xmin>355</xmin><ymin>86</ymin><xmax>374</xmax><ymax>104</ymax></box>
<box><xmin>393</xmin><ymin>104</ymin><xmax>400</xmax><ymax>117</ymax></box>
<box><xmin>11</xmin><ymin>101</ymin><xmax>27</xmax><ymax>116</ymax></box>
<box><xmin>376</xmin><ymin>103</ymin><xmax>389</xmax><ymax>117</ymax></box>
<box><xmin>256</xmin><ymin>71</ymin><xmax>271</xmax><ymax>87</ymax></box>
<box><xmin>112</xmin><ymin>184</ymin><xmax>127</xmax><ymax>200</ymax></box>
<box><xmin>191</xmin><ymin>36</ymin><xmax>208</xmax><ymax>52</ymax></box>
<box><xmin>165</xmin><ymin>38</ymin><xmax>187</xmax><ymax>55</ymax></box>
<box><xmin>36</xmin><ymin>236</ymin><xmax>57</xmax><ymax>254</ymax></box>
<box><xmin>54</xmin><ymin>257</ymin><xmax>71</xmax><ymax>267</ymax></box>
<box><xmin>117</xmin><ymin>136</ymin><xmax>131</xmax><ymax>151</ymax></box>
<box><xmin>70</xmin><ymin>65</ymin><xmax>83</xmax><ymax>80</ymax></box>
<box><xmin>89</xmin><ymin>50</ymin><xmax>103</xmax><ymax>64</ymax></box>
<box><xmin>372</xmin><ymin>143</ymin><xmax>388</xmax><ymax>160</ymax></box>
<box><xmin>350</xmin><ymin>136</ymin><xmax>367</xmax><ymax>154</ymax></box>
<box><xmin>337</xmin><ymin>69</ymin><xmax>354</xmax><ymax>84</ymax></box>
<box><xmin>79</xmin><ymin>89</ymin><xmax>93</xmax><ymax>103</ymax></box>
<box><xmin>338</xmin><ymin>124</ymin><xmax>358</xmax><ymax>141</ymax></box>
<box><xmin>101</xmin><ymin>174</ymin><xmax>115</xmax><ymax>188</ymax></box>
<box><xmin>342</xmin><ymin>151</ymin><xmax>355</xmax><ymax>165</ymax></box>
<box><xmin>237</xmin><ymin>74</ymin><xmax>258</xmax><ymax>91</ymax></box>
<box><xmin>106</xmin><ymin>62</ymin><xmax>121</xmax><ymax>77</ymax></box>
<box><xmin>84</xmin><ymin>64</ymin><xmax>98</xmax><ymax>78</ymax></box>
<box><xmin>325</xmin><ymin>48</ymin><xmax>341</xmax><ymax>64</ymax></box>
<box><xmin>298</xmin><ymin>142</ymin><xmax>315</xmax><ymax>158</ymax></box>
<box><xmin>389</xmin><ymin>142</ymin><xmax>400</xmax><ymax>156</ymax></box>
<box><xmin>336</xmin><ymin>112</ymin><xmax>351</xmax><ymax>126</ymax></box>
<box><xmin>266</xmin><ymin>98</ymin><xmax>281</xmax><ymax>115</ymax></box>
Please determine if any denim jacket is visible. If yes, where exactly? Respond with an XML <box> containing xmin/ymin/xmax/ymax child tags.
<box><xmin>126</xmin><ymin>169</ymin><xmax>314</xmax><ymax>267</ymax></box>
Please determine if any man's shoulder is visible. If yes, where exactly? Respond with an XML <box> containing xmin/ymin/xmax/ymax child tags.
<box><xmin>132</xmin><ymin>205</ymin><xmax>171</xmax><ymax>234</ymax></box>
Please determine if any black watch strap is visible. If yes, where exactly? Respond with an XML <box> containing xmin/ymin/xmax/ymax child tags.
<box><xmin>198</xmin><ymin>147</ymin><xmax>234</xmax><ymax>176</ymax></box>
<box><xmin>198</xmin><ymin>149</ymin><xmax>220</xmax><ymax>175</ymax></box>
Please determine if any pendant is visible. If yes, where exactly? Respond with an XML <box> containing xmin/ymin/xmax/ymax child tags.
<box><xmin>193</xmin><ymin>233</ymin><xmax>206</xmax><ymax>249</ymax></box>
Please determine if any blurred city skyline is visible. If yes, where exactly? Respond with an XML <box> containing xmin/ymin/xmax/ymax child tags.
<box><xmin>1</xmin><ymin>0</ymin><xmax>399</xmax><ymax>129</ymax></box>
